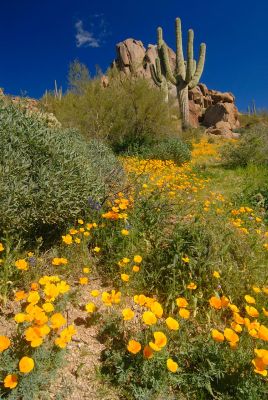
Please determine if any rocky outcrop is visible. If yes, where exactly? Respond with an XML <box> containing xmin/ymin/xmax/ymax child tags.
<box><xmin>112</xmin><ymin>39</ymin><xmax>176</xmax><ymax>80</ymax></box>
<box><xmin>114</xmin><ymin>39</ymin><xmax>147</xmax><ymax>76</ymax></box>
<box><xmin>111</xmin><ymin>38</ymin><xmax>240</xmax><ymax>136</ymax></box>
<box><xmin>189</xmin><ymin>84</ymin><xmax>240</xmax><ymax>137</ymax></box>
<box><xmin>203</xmin><ymin>103</ymin><xmax>240</xmax><ymax>130</ymax></box>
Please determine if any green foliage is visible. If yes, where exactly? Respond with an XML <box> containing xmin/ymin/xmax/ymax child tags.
<box><xmin>137</xmin><ymin>138</ymin><xmax>191</xmax><ymax>165</ymax></box>
<box><xmin>0</xmin><ymin>344</ymin><xmax>65</xmax><ymax>400</ymax></box>
<box><xmin>221</xmin><ymin>124</ymin><xmax>268</xmax><ymax>167</ymax></box>
<box><xmin>142</xmin><ymin>213</ymin><xmax>267</xmax><ymax>307</ymax></box>
<box><xmin>89</xmin><ymin>172</ymin><xmax>267</xmax><ymax>307</ymax></box>
<box><xmin>99</xmin><ymin>313</ymin><xmax>173</xmax><ymax>400</ymax></box>
<box><xmin>179</xmin><ymin>126</ymin><xmax>205</xmax><ymax>144</ymax></box>
<box><xmin>68</xmin><ymin>59</ymin><xmax>90</xmax><ymax>94</ymax></box>
<box><xmin>239</xmin><ymin>111</ymin><xmax>268</xmax><ymax>129</ymax></box>
<box><xmin>99</xmin><ymin>310</ymin><xmax>267</xmax><ymax>400</ymax></box>
<box><xmin>42</xmin><ymin>72</ymin><xmax>173</xmax><ymax>151</ymax></box>
<box><xmin>175</xmin><ymin>334</ymin><xmax>267</xmax><ymax>400</ymax></box>
<box><xmin>230</xmin><ymin>164</ymin><xmax>268</xmax><ymax>222</ymax></box>
<box><xmin>0</xmin><ymin>100</ymin><xmax>123</xmax><ymax>244</ymax></box>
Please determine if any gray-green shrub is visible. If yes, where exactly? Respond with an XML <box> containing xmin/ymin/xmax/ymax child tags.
<box><xmin>137</xmin><ymin>137</ymin><xmax>191</xmax><ymax>165</ymax></box>
<box><xmin>0</xmin><ymin>100</ymin><xmax>123</xmax><ymax>243</ymax></box>
<box><xmin>221</xmin><ymin>124</ymin><xmax>268</xmax><ymax>167</ymax></box>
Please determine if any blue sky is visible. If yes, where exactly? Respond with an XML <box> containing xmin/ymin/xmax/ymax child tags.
<box><xmin>1</xmin><ymin>0</ymin><xmax>267</xmax><ymax>111</ymax></box>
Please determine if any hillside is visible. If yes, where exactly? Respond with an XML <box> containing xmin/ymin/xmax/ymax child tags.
<box><xmin>0</xmin><ymin>12</ymin><xmax>268</xmax><ymax>400</ymax></box>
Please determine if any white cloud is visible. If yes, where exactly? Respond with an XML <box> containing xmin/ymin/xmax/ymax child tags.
<box><xmin>75</xmin><ymin>20</ymin><xmax>100</xmax><ymax>48</ymax></box>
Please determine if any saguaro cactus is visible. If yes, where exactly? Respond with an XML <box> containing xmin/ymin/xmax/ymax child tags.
<box><xmin>158</xmin><ymin>17</ymin><xmax>206</xmax><ymax>129</ymax></box>
<box><xmin>150</xmin><ymin>54</ymin><xmax>169</xmax><ymax>103</ymax></box>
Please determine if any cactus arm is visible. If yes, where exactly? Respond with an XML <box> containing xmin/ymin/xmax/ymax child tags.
<box><xmin>157</xmin><ymin>27</ymin><xmax>164</xmax><ymax>48</ymax></box>
<box><xmin>150</xmin><ymin>63</ymin><xmax>162</xmax><ymax>87</ymax></box>
<box><xmin>160</xmin><ymin>43</ymin><xmax>177</xmax><ymax>85</ymax></box>
<box><xmin>175</xmin><ymin>18</ymin><xmax>186</xmax><ymax>79</ymax></box>
<box><xmin>192</xmin><ymin>60</ymin><xmax>197</xmax><ymax>79</ymax></box>
<box><xmin>186</xmin><ymin>29</ymin><xmax>194</xmax><ymax>83</ymax></box>
<box><xmin>155</xmin><ymin>58</ymin><xmax>163</xmax><ymax>82</ymax></box>
<box><xmin>189</xmin><ymin>43</ymin><xmax>206</xmax><ymax>89</ymax></box>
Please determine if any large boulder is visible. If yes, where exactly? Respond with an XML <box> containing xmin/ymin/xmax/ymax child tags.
<box><xmin>203</xmin><ymin>103</ymin><xmax>240</xmax><ymax>130</ymax></box>
<box><xmin>206</xmin><ymin>123</ymin><xmax>240</xmax><ymax>139</ymax></box>
<box><xmin>112</xmin><ymin>38</ymin><xmax>176</xmax><ymax>79</ymax></box>
<box><xmin>210</xmin><ymin>90</ymin><xmax>234</xmax><ymax>104</ymax></box>
<box><xmin>115</xmin><ymin>39</ymin><xmax>146</xmax><ymax>76</ymax></box>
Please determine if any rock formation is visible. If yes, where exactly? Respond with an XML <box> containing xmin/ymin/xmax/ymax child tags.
<box><xmin>111</xmin><ymin>38</ymin><xmax>240</xmax><ymax>137</ymax></box>
<box><xmin>189</xmin><ymin>84</ymin><xmax>240</xmax><ymax>137</ymax></box>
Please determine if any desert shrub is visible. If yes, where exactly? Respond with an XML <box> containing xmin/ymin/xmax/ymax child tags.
<box><xmin>135</xmin><ymin>138</ymin><xmax>191</xmax><ymax>165</ymax></box>
<box><xmin>223</xmin><ymin>164</ymin><xmax>268</xmax><ymax>222</ymax></box>
<box><xmin>178</xmin><ymin>126</ymin><xmax>205</xmax><ymax>144</ymax></box>
<box><xmin>0</xmin><ymin>100</ymin><xmax>123</xmax><ymax>244</ymax></box>
<box><xmin>41</xmin><ymin>68</ymin><xmax>173</xmax><ymax>151</ymax></box>
<box><xmin>220</xmin><ymin>124</ymin><xmax>268</xmax><ymax>167</ymax></box>
<box><xmin>239</xmin><ymin>111</ymin><xmax>268</xmax><ymax>129</ymax></box>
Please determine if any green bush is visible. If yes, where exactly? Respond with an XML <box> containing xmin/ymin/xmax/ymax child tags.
<box><xmin>0</xmin><ymin>100</ymin><xmax>123</xmax><ymax>244</ymax></box>
<box><xmin>0</xmin><ymin>344</ymin><xmax>65</xmax><ymax>400</ymax></box>
<box><xmin>41</xmin><ymin>68</ymin><xmax>174</xmax><ymax>151</ymax></box>
<box><xmin>239</xmin><ymin>111</ymin><xmax>268</xmax><ymax>129</ymax></box>
<box><xmin>230</xmin><ymin>164</ymin><xmax>268</xmax><ymax>223</ymax></box>
<box><xmin>137</xmin><ymin>138</ymin><xmax>191</xmax><ymax>165</ymax></box>
<box><xmin>220</xmin><ymin>124</ymin><xmax>268</xmax><ymax>167</ymax></box>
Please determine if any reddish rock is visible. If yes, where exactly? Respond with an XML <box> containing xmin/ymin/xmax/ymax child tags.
<box><xmin>206</xmin><ymin>126</ymin><xmax>240</xmax><ymax>139</ymax></box>
<box><xmin>189</xmin><ymin>100</ymin><xmax>201</xmax><ymax>128</ymax></box>
<box><xmin>188</xmin><ymin>86</ymin><xmax>204</xmax><ymax>106</ymax></box>
<box><xmin>113</xmin><ymin>38</ymin><xmax>176</xmax><ymax>80</ymax></box>
<box><xmin>203</xmin><ymin>103</ymin><xmax>240</xmax><ymax>130</ymax></box>
<box><xmin>115</xmin><ymin>39</ymin><xmax>146</xmax><ymax>75</ymax></box>
<box><xmin>144</xmin><ymin>44</ymin><xmax>158</xmax><ymax>65</ymax></box>
<box><xmin>206</xmin><ymin>126</ymin><xmax>233</xmax><ymax>138</ymax></box>
<box><xmin>198</xmin><ymin>83</ymin><xmax>209</xmax><ymax>96</ymax></box>
<box><xmin>210</xmin><ymin>90</ymin><xmax>235</xmax><ymax>104</ymax></box>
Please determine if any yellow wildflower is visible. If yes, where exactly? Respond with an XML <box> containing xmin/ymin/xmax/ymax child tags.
<box><xmin>165</xmin><ymin>317</ymin><xmax>179</xmax><ymax>331</ymax></box>
<box><xmin>85</xmin><ymin>302</ymin><xmax>96</xmax><ymax>313</ymax></box>
<box><xmin>62</xmin><ymin>234</ymin><xmax>73</xmax><ymax>245</ymax></box>
<box><xmin>4</xmin><ymin>374</ymin><xmax>18</xmax><ymax>389</ymax></box>
<box><xmin>15</xmin><ymin>259</ymin><xmax>28</xmax><ymax>271</ymax></box>
<box><xmin>167</xmin><ymin>358</ymin><xmax>178</xmax><ymax>372</ymax></box>
<box><xmin>121</xmin><ymin>274</ymin><xmax>130</xmax><ymax>282</ymax></box>
<box><xmin>133</xmin><ymin>255</ymin><xmax>142</xmax><ymax>263</ymax></box>
<box><xmin>142</xmin><ymin>311</ymin><xmax>157</xmax><ymax>325</ymax></box>
<box><xmin>187</xmin><ymin>282</ymin><xmax>197</xmax><ymax>290</ymax></box>
<box><xmin>19</xmin><ymin>357</ymin><xmax>34</xmax><ymax>373</ymax></box>
<box><xmin>179</xmin><ymin>308</ymin><xmax>190</xmax><ymax>319</ymax></box>
<box><xmin>127</xmin><ymin>340</ymin><xmax>141</xmax><ymax>354</ymax></box>
<box><xmin>122</xmin><ymin>308</ymin><xmax>134</xmax><ymax>321</ymax></box>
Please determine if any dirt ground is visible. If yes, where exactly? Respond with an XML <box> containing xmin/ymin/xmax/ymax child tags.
<box><xmin>47</xmin><ymin>282</ymin><xmax>120</xmax><ymax>400</ymax></box>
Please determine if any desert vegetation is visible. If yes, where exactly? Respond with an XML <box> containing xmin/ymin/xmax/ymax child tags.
<box><xmin>1</xmin><ymin>14</ymin><xmax>268</xmax><ymax>400</ymax></box>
